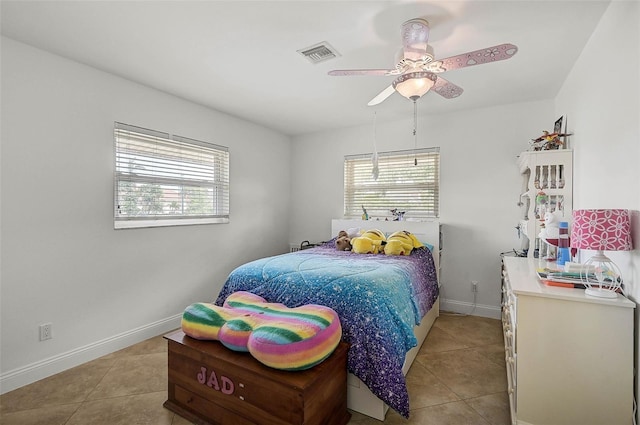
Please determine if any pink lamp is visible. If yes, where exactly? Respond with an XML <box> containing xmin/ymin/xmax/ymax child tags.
<box><xmin>571</xmin><ymin>209</ymin><xmax>632</xmax><ymax>298</ymax></box>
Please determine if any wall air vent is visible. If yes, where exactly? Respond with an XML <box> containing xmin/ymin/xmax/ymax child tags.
<box><xmin>297</xmin><ymin>42</ymin><xmax>340</xmax><ymax>64</ymax></box>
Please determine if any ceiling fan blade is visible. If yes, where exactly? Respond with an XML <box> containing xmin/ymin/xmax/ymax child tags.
<box><xmin>435</xmin><ymin>43</ymin><xmax>518</xmax><ymax>71</ymax></box>
<box><xmin>367</xmin><ymin>85</ymin><xmax>396</xmax><ymax>106</ymax></box>
<box><xmin>433</xmin><ymin>77</ymin><xmax>464</xmax><ymax>99</ymax></box>
<box><xmin>328</xmin><ymin>69</ymin><xmax>394</xmax><ymax>76</ymax></box>
<box><xmin>401</xmin><ymin>18</ymin><xmax>430</xmax><ymax>61</ymax></box>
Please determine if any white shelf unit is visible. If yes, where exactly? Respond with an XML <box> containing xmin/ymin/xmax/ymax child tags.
<box><xmin>517</xmin><ymin>150</ymin><xmax>573</xmax><ymax>258</ymax></box>
<box><xmin>501</xmin><ymin>256</ymin><xmax>635</xmax><ymax>425</ymax></box>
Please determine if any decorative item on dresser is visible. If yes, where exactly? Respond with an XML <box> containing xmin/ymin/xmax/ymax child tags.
<box><xmin>570</xmin><ymin>209</ymin><xmax>633</xmax><ymax>298</ymax></box>
<box><xmin>501</xmin><ymin>256</ymin><xmax>635</xmax><ymax>425</ymax></box>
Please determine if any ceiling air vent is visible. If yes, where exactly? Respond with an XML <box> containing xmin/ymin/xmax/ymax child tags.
<box><xmin>297</xmin><ymin>42</ymin><xmax>340</xmax><ymax>64</ymax></box>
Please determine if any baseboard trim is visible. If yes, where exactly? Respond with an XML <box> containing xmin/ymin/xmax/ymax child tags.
<box><xmin>0</xmin><ymin>313</ymin><xmax>182</xmax><ymax>394</ymax></box>
<box><xmin>440</xmin><ymin>298</ymin><xmax>501</xmax><ymax>319</ymax></box>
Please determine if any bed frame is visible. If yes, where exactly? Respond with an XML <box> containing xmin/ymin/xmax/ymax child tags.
<box><xmin>330</xmin><ymin>219</ymin><xmax>441</xmax><ymax>420</ymax></box>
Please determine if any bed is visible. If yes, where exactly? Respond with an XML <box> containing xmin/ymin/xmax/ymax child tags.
<box><xmin>214</xmin><ymin>219</ymin><xmax>440</xmax><ymax>420</ymax></box>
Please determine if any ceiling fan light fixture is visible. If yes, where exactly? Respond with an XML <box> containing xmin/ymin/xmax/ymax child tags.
<box><xmin>392</xmin><ymin>72</ymin><xmax>437</xmax><ymax>101</ymax></box>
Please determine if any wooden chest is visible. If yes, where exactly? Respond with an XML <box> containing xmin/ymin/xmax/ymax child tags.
<box><xmin>163</xmin><ymin>330</ymin><xmax>351</xmax><ymax>425</ymax></box>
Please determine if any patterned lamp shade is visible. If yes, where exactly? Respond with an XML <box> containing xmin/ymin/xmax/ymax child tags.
<box><xmin>570</xmin><ymin>209</ymin><xmax>631</xmax><ymax>298</ymax></box>
<box><xmin>571</xmin><ymin>209</ymin><xmax>632</xmax><ymax>251</ymax></box>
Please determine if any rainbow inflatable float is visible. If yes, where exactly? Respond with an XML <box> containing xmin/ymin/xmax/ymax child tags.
<box><xmin>181</xmin><ymin>291</ymin><xmax>342</xmax><ymax>371</ymax></box>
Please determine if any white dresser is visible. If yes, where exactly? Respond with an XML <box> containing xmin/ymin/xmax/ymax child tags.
<box><xmin>501</xmin><ymin>256</ymin><xmax>635</xmax><ymax>425</ymax></box>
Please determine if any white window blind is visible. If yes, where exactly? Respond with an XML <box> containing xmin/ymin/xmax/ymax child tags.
<box><xmin>114</xmin><ymin>122</ymin><xmax>229</xmax><ymax>229</ymax></box>
<box><xmin>344</xmin><ymin>148</ymin><xmax>439</xmax><ymax>219</ymax></box>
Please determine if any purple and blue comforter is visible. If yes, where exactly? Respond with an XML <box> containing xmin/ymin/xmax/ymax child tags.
<box><xmin>215</xmin><ymin>242</ymin><xmax>439</xmax><ymax>418</ymax></box>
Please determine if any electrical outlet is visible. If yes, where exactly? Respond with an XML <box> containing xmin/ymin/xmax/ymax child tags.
<box><xmin>39</xmin><ymin>323</ymin><xmax>52</xmax><ymax>341</ymax></box>
<box><xmin>471</xmin><ymin>281</ymin><xmax>479</xmax><ymax>292</ymax></box>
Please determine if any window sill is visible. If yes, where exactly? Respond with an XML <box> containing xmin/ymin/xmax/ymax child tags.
<box><xmin>115</xmin><ymin>217</ymin><xmax>229</xmax><ymax>229</ymax></box>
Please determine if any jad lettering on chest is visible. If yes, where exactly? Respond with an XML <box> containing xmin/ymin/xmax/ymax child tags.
<box><xmin>197</xmin><ymin>366</ymin><xmax>235</xmax><ymax>395</ymax></box>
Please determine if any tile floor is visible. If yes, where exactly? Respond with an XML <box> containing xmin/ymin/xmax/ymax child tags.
<box><xmin>0</xmin><ymin>312</ymin><xmax>509</xmax><ymax>425</ymax></box>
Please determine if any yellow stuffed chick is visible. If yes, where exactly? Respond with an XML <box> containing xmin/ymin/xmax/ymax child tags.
<box><xmin>351</xmin><ymin>229</ymin><xmax>386</xmax><ymax>254</ymax></box>
<box><xmin>383</xmin><ymin>231</ymin><xmax>424</xmax><ymax>256</ymax></box>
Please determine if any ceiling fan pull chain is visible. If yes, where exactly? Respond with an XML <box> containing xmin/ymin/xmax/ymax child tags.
<box><xmin>372</xmin><ymin>111</ymin><xmax>379</xmax><ymax>180</ymax></box>
<box><xmin>413</xmin><ymin>100</ymin><xmax>418</xmax><ymax>166</ymax></box>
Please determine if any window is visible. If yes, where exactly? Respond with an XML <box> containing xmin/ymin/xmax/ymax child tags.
<box><xmin>344</xmin><ymin>148</ymin><xmax>439</xmax><ymax>219</ymax></box>
<box><xmin>114</xmin><ymin>122</ymin><xmax>229</xmax><ymax>229</ymax></box>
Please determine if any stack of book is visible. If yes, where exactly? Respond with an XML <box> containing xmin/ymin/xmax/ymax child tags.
<box><xmin>536</xmin><ymin>263</ymin><xmax>620</xmax><ymax>291</ymax></box>
<box><xmin>536</xmin><ymin>269</ymin><xmax>588</xmax><ymax>289</ymax></box>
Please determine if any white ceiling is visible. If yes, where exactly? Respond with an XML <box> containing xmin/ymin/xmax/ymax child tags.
<box><xmin>1</xmin><ymin>1</ymin><xmax>610</xmax><ymax>136</ymax></box>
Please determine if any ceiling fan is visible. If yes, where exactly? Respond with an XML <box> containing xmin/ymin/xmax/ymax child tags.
<box><xmin>328</xmin><ymin>18</ymin><xmax>518</xmax><ymax>106</ymax></box>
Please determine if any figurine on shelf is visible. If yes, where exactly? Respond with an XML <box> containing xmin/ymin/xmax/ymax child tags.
<box><xmin>361</xmin><ymin>205</ymin><xmax>369</xmax><ymax>221</ymax></box>
<box><xmin>535</xmin><ymin>191</ymin><xmax>548</xmax><ymax>219</ymax></box>
<box><xmin>535</xmin><ymin>191</ymin><xmax>548</xmax><ymax>205</ymax></box>
<box><xmin>530</xmin><ymin>130</ymin><xmax>573</xmax><ymax>151</ymax></box>
<box><xmin>390</xmin><ymin>209</ymin><xmax>405</xmax><ymax>221</ymax></box>
<box><xmin>539</xmin><ymin>209</ymin><xmax>562</xmax><ymax>242</ymax></box>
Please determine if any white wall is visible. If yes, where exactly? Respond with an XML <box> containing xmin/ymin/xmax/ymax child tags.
<box><xmin>291</xmin><ymin>100</ymin><xmax>554</xmax><ymax>318</ymax></box>
<box><xmin>0</xmin><ymin>37</ymin><xmax>292</xmax><ymax>392</ymax></box>
<box><xmin>555</xmin><ymin>2</ymin><xmax>639</xmax><ymax>422</ymax></box>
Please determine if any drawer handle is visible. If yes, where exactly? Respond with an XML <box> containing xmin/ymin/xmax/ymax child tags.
<box><xmin>239</xmin><ymin>396</ymin><xmax>245</xmax><ymax>401</ymax></box>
